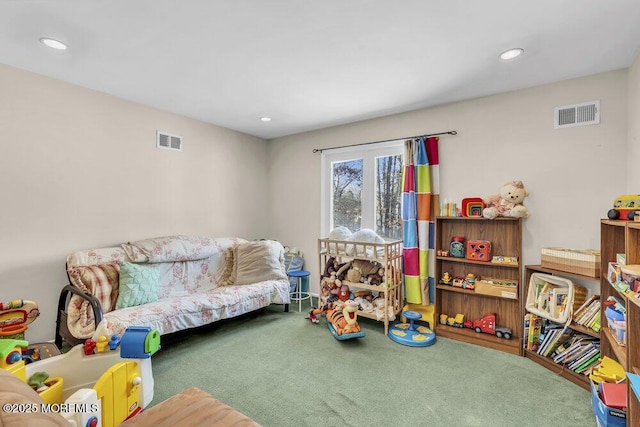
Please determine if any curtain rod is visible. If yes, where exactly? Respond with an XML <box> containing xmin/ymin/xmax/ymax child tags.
<box><xmin>312</xmin><ymin>130</ymin><xmax>457</xmax><ymax>153</ymax></box>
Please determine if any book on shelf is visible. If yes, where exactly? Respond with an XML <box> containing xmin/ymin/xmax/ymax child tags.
<box><xmin>553</xmin><ymin>336</ymin><xmax>598</xmax><ymax>364</ymax></box>
<box><xmin>537</xmin><ymin>282</ymin><xmax>558</xmax><ymax>313</ymax></box>
<box><xmin>542</xmin><ymin>326</ymin><xmax>572</xmax><ymax>357</ymax></box>
<box><xmin>573</xmin><ymin>295</ymin><xmax>599</xmax><ymax>323</ymax></box>
<box><xmin>567</xmin><ymin>341</ymin><xmax>599</xmax><ymax>364</ymax></box>
<box><xmin>537</xmin><ymin>323</ymin><xmax>564</xmax><ymax>356</ymax></box>
<box><xmin>551</xmin><ymin>288</ymin><xmax>569</xmax><ymax>318</ymax></box>
<box><xmin>527</xmin><ymin>314</ymin><xmax>543</xmax><ymax>351</ymax></box>
<box><xmin>588</xmin><ymin>310</ymin><xmax>601</xmax><ymax>332</ymax></box>
<box><xmin>573</xmin><ymin>350</ymin><xmax>601</xmax><ymax>374</ymax></box>
<box><xmin>575</xmin><ymin>299</ymin><xmax>600</xmax><ymax>327</ymax></box>
<box><xmin>523</xmin><ymin>313</ymin><xmax>531</xmax><ymax>349</ymax></box>
<box><xmin>573</xmin><ymin>295</ymin><xmax>597</xmax><ymax>319</ymax></box>
<box><xmin>567</xmin><ymin>343</ymin><xmax>600</xmax><ymax>370</ymax></box>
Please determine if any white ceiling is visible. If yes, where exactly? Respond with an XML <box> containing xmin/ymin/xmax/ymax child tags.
<box><xmin>2</xmin><ymin>1</ymin><xmax>640</xmax><ymax>140</ymax></box>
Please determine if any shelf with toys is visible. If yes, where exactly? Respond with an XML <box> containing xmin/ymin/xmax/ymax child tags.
<box><xmin>599</xmin><ymin>219</ymin><xmax>640</xmax><ymax>425</ymax></box>
<box><xmin>434</xmin><ymin>216</ymin><xmax>523</xmax><ymax>355</ymax></box>
<box><xmin>317</xmin><ymin>236</ymin><xmax>403</xmax><ymax>335</ymax></box>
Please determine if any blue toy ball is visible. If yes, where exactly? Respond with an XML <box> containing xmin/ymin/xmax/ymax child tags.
<box><xmin>388</xmin><ymin>310</ymin><xmax>436</xmax><ymax>347</ymax></box>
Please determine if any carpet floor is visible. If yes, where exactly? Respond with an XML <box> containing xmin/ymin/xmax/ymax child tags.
<box><xmin>150</xmin><ymin>305</ymin><xmax>596</xmax><ymax>427</ymax></box>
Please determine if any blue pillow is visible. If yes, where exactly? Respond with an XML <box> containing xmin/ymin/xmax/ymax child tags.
<box><xmin>115</xmin><ymin>261</ymin><xmax>160</xmax><ymax>309</ymax></box>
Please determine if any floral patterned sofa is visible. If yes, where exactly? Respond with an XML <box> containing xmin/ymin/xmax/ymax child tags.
<box><xmin>55</xmin><ymin>236</ymin><xmax>290</xmax><ymax>347</ymax></box>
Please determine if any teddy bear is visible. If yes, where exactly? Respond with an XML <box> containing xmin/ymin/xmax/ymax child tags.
<box><xmin>482</xmin><ymin>180</ymin><xmax>530</xmax><ymax>220</ymax></box>
<box><xmin>336</xmin><ymin>259</ymin><xmax>382</xmax><ymax>283</ymax></box>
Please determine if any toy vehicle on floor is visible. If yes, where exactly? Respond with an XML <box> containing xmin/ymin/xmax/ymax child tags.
<box><xmin>607</xmin><ymin>194</ymin><xmax>640</xmax><ymax>221</ymax></box>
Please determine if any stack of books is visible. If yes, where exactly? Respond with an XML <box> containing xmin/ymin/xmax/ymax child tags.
<box><xmin>537</xmin><ymin>323</ymin><xmax>572</xmax><ymax>357</ymax></box>
<box><xmin>523</xmin><ymin>315</ymin><xmax>602</xmax><ymax>374</ymax></box>
<box><xmin>573</xmin><ymin>295</ymin><xmax>601</xmax><ymax>332</ymax></box>
<box><xmin>551</xmin><ymin>335</ymin><xmax>601</xmax><ymax>374</ymax></box>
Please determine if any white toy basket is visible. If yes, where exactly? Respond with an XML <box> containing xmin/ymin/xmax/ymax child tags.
<box><xmin>525</xmin><ymin>273</ymin><xmax>586</xmax><ymax>325</ymax></box>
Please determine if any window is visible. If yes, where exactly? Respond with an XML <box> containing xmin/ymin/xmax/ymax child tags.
<box><xmin>321</xmin><ymin>141</ymin><xmax>403</xmax><ymax>239</ymax></box>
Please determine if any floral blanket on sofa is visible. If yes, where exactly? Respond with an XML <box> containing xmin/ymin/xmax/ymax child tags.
<box><xmin>65</xmin><ymin>236</ymin><xmax>290</xmax><ymax>340</ymax></box>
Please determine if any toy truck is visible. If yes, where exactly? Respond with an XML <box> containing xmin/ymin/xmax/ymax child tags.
<box><xmin>468</xmin><ymin>313</ymin><xmax>512</xmax><ymax>340</ymax></box>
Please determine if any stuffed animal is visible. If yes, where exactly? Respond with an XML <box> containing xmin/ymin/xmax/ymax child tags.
<box><xmin>336</xmin><ymin>259</ymin><xmax>382</xmax><ymax>283</ymax></box>
<box><xmin>322</xmin><ymin>256</ymin><xmax>335</xmax><ymax>277</ymax></box>
<box><xmin>308</xmin><ymin>300</ymin><xmax>361</xmax><ymax>336</ymax></box>
<box><xmin>483</xmin><ymin>180</ymin><xmax>530</xmax><ymax>219</ymax></box>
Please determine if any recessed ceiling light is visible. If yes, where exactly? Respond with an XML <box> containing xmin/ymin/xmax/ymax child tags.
<box><xmin>499</xmin><ymin>48</ymin><xmax>524</xmax><ymax>60</ymax></box>
<box><xmin>260</xmin><ymin>117</ymin><xmax>272</xmax><ymax>122</ymax></box>
<box><xmin>39</xmin><ymin>37</ymin><xmax>68</xmax><ymax>50</ymax></box>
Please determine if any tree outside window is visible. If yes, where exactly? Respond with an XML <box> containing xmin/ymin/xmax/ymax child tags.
<box><xmin>323</xmin><ymin>142</ymin><xmax>403</xmax><ymax>240</ymax></box>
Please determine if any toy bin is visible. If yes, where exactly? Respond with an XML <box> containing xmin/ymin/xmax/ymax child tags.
<box><xmin>591</xmin><ymin>381</ymin><xmax>626</xmax><ymax>427</ymax></box>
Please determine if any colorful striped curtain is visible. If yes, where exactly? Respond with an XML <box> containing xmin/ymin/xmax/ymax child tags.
<box><xmin>402</xmin><ymin>137</ymin><xmax>439</xmax><ymax>306</ymax></box>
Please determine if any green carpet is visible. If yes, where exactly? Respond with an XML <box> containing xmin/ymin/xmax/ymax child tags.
<box><xmin>151</xmin><ymin>305</ymin><xmax>596</xmax><ymax>427</ymax></box>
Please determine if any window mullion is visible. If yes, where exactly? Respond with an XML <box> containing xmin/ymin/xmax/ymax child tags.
<box><xmin>361</xmin><ymin>155</ymin><xmax>374</xmax><ymax>230</ymax></box>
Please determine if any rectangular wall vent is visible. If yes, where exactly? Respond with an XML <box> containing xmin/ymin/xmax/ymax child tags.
<box><xmin>156</xmin><ymin>131</ymin><xmax>182</xmax><ymax>151</ymax></box>
<box><xmin>554</xmin><ymin>101</ymin><xmax>600</xmax><ymax>129</ymax></box>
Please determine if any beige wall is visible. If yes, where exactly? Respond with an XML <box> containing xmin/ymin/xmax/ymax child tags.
<box><xmin>268</xmin><ymin>69</ymin><xmax>629</xmax><ymax>297</ymax></box>
<box><xmin>3</xmin><ymin>60</ymin><xmax>636</xmax><ymax>342</ymax></box>
<box><xmin>629</xmin><ymin>55</ymin><xmax>640</xmax><ymax>191</ymax></box>
<box><xmin>0</xmin><ymin>64</ymin><xmax>270</xmax><ymax>342</ymax></box>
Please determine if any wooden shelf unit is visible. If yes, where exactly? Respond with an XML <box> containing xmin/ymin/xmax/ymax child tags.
<box><xmin>434</xmin><ymin>217</ymin><xmax>522</xmax><ymax>355</ymax></box>
<box><xmin>317</xmin><ymin>237</ymin><xmax>403</xmax><ymax>335</ymax></box>
<box><xmin>600</xmin><ymin>220</ymin><xmax>640</xmax><ymax>426</ymax></box>
<box><xmin>523</xmin><ymin>264</ymin><xmax>600</xmax><ymax>391</ymax></box>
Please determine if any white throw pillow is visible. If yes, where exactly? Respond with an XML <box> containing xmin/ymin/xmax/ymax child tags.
<box><xmin>231</xmin><ymin>240</ymin><xmax>287</xmax><ymax>285</ymax></box>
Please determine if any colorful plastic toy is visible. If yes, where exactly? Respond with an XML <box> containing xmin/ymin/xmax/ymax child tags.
<box><xmin>0</xmin><ymin>299</ymin><xmax>39</xmax><ymax>340</ymax></box>
<box><xmin>389</xmin><ymin>310</ymin><xmax>436</xmax><ymax>347</ymax></box>
<box><xmin>466</xmin><ymin>240</ymin><xmax>491</xmax><ymax>262</ymax></box>
<box><xmin>461</xmin><ymin>197</ymin><xmax>485</xmax><ymax>217</ymax></box>
<box><xmin>607</xmin><ymin>194</ymin><xmax>640</xmax><ymax>221</ymax></box>
<box><xmin>468</xmin><ymin>313</ymin><xmax>512</xmax><ymax>339</ymax></box>
<box><xmin>1</xmin><ymin>326</ymin><xmax>160</xmax><ymax>427</ymax></box>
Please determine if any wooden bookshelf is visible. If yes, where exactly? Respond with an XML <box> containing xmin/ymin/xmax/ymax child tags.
<box><xmin>600</xmin><ymin>220</ymin><xmax>640</xmax><ymax>425</ymax></box>
<box><xmin>434</xmin><ymin>217</ymin><xmax>522</xmax><ymax>356</ymax></box>
<box><xmin>628</xmin><ymin>296</ymin><xmax>640</xmax><ymax>426</ymax></box>
<box><xmin>523</xmin><ymin>265</ymin><xmax>600</xmax><ymax>391</ymax></box>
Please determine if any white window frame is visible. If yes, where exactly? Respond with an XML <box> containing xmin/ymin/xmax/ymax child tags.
<box><xmin>320</xmin><ymin>140</ymin><xmax>404</xmax><ymax>237</ymax></box>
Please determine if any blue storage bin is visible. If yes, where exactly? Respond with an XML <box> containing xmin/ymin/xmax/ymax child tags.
<box><xmin>590</xmin><ymin>381</ymin><xmax>626</xmax><ymax>427</ymax></box>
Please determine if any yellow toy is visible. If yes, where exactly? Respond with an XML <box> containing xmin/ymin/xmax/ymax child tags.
<box><xmin>1</xmin><ymin>326</ymin><xmax>160</xmax><ymax>427</ymax></box>
<box><xmin>590</xmin><ymin>356</ymin><xmax>626</xmax><ymax>384</ymax></box>
<box><xmin>0</xmin><ymin>338</ymin><xmax>29</xmax><ymax>381</ymax></box>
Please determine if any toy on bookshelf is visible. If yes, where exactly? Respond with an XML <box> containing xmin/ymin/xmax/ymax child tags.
<box><xmin>468</xmin><ymin>313</ymin><xmax>512</xmax><ymax>339</ymax></box>
<box><xmin>463</xmin><ymin>273</ymin><xmax>477</xmax><ymax>290</ymax></box>
<box><xmin>439</xmin><ymin>313</ymin><xmax>466</xmax><ymax>328</ymax></box>
<box><xmin>439</xmin><ymin>272</ymin><xmax>452</xmax><ymax>285</ymax></box>
<box><xmin>449</xmin><ymin>236</ymin><xmax>465</xmax><ymax>258</ymax></box>
<box><xmin>466</xmin><ymin>240</ymin><xmax>491</xmax><ymax>262</ymax></box>
<box><xmin>606</xmin><ymin>194</ymin><xmax>640</xmax><ymax>221</ymax></box>
<box><xmin>491</xmin><ymin>256</ymin><xmax>518</xmax><ymax>265</ymax></box>
<box><xmin>461</xmin><ymin>197</ymin><xmax>485</xmax><ymax>217</ymax></box>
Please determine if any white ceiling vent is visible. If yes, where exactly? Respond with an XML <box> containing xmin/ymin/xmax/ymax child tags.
<box><xmin>554</xmin><ymin>101</ymin><xmax>600</xmax><ymax>129</ymax></box>
<box><xmin>156</xmin><ymin>131</ymin><xmax>182</xmax><ymax>152</ymax></box>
